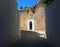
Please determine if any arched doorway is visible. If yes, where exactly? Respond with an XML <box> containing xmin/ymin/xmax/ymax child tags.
<box><xmin>27</xmin><ymin>20</ymin><xmax>34</xmax><ymax>31</ymax></box>
<box><xmin>29</xmin><ymin>21</ymin><xmax>32</xmax><ymax>30</ymax></box>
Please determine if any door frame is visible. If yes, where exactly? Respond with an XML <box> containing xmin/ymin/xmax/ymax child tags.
<box><xmin>27</xmin><ymin>20</ymin><xmax>34</xmax><ymax>31</ymax></box>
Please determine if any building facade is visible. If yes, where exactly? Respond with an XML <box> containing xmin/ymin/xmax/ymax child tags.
<box><xmin>19</xmin><ymin>2</ymin><xmax>46</xmax><ymax>38</ymax></box>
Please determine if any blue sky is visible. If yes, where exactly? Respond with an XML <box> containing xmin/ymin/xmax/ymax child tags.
<box><xmin>16</xmin><ymin>0</ymin><xmax>40</xmax><ymax>10</ymax></box>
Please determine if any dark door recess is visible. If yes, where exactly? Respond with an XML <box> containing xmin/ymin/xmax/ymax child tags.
<box><xmin>29</xmin><ymin>21</ymin><xmax>32</xmax><ymax>30</ymax></box>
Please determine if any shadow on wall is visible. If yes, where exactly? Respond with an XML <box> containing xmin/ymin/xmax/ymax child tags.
<box><xmin>45</xmin><ymin>0</ymin><xmax>60</xmax><ymax>47</ymax></box>
<box><xmin>9</xmin><ymin>30</ymin><xmax>49</xmax><ymax>47</ymax></box>
<box><xmin>0</xmin><ymin>0</ymin><xmax>18</xmax><ymax>47</ymax></box>
<box><xmin>21</xmin><ymin>30</ymin><xmax>45</xmax><ymax>40</ymax></box>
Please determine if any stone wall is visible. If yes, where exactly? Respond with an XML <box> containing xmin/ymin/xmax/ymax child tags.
<box><xmin>19</xmin><ymin>7</ymin><xmax>45</xmax><ymax>32</ymax></box>
<box><xmin>20</xmin><ymin>12</ymin><xmax>28</xmax><ymax>30</ymax></box>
